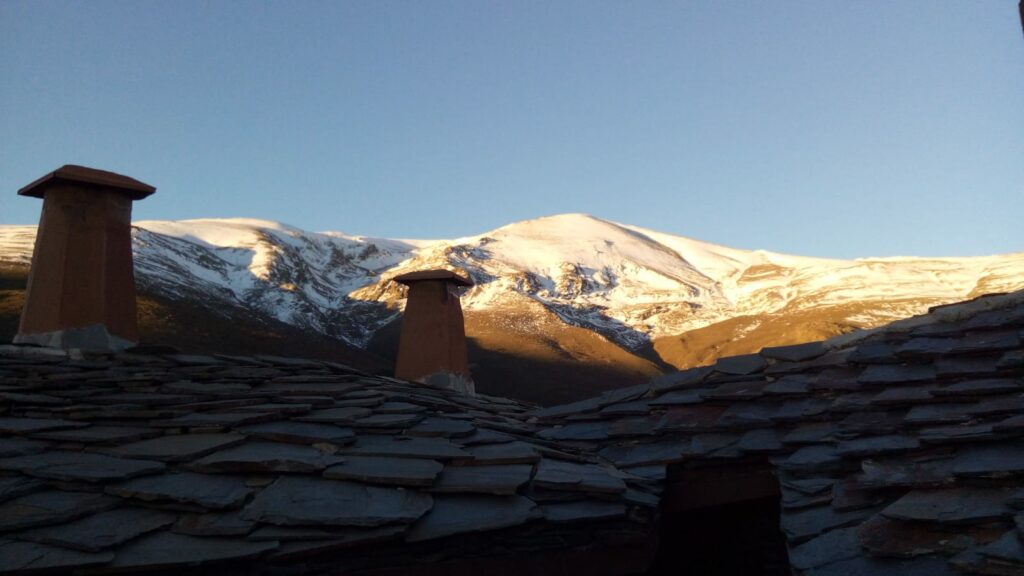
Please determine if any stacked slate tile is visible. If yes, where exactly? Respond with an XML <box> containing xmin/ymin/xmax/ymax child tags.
<box><xmin>528</xmin><ymin>293</ymin><xmax>1024</xmax><ymax>576</ymax></box>
<box><xmin>0</xmin><ymin>351</ymin><xmax>654</xmax><ymax>575</ymax></box>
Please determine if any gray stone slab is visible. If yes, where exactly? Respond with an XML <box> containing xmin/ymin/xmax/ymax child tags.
<box><xmin>0</xmin><ymin>490</ymin><xmax>119</xmax><ymax>530</ymax></box>
<box><xmin>737</xmin><ymin>429</ymin><xmax>784</xmax><ymax>453</ymax></box>
<box><xmin>107</xmin><ymin>530</ymin><xmax>278</xmax><ymax>570</ymax></box>
<box><xmin>761</xmin><ymin>342</ymin><xmax>828</xmax><ymax>362</ymax></box>
<box><xmin>858</xmin><ymin>457</ymin><xmax>955</xmax><ymax>488</ymax></box>
<box><xmin>0</xmin><ymin>437</ymin><xmax>48</xmax><ymax>458</ymax></box>
<box><xmin>108</xmin><ymin>471</ymin><xmax>253</xmax><ymax>509</ymax></box>
<box><xmin>783</xmin><ymin>423</ymin><xmax>838</xmax><ymax>445</ymax></box>
<box><xmin>835</xmin><ymin>435</ymin><xmax>919</xmax><ymax>458</ymax></box>
<box><xmin>405</xmin><ymin>494</ymin><xmax>537</xmax><ymax>542</ymax></box>
<box><xmin>764</xmin><ymin>376</ymin><xmax>812</xmax><ymax>395</ymax></box>
<box><xmin>648</xmin><ymin>388</ymin><xmax>708</xmax><ymax>405</ymax></box>
<box><xmin>104</xmin><ymin>433</ymin><xmax>246</xmax><ymax>462</ymax></box>
<box><xmin>541</xmin><ymin>500</ymin><xmax>627</xmax><ymax>523</ymax></box>
<box><xmin>0</xmin><ymin>476</ymin><xmax>44</xmax><ymax>504</ymax></box>
<box><xmin>882</xmin><ymin>488</ymin><xmax>1013</xmax><ymax>524</ymax></box>
<box><xmin>772</xmin><ymin>399</ymin><xmax>830</xmax><ymax>421</ymax></box>
<box><xmin>788</xmin><ymin>527</ymin><xmax>861</xmax><ymax>570</ymax></box>
<box><xmin>537</xmin><ymin>421</ymin><xmax>613</xmax><ymax>441</ymax></box>
<box><xmin>21</xmin><ymin>507</ymin><xmax>175</xmax><ymax>552</ymax></box>
<box><xmin>717</xmin><ymin>402</ymin><xmax>778</xmax><ymax>428</ymax></box>
<box><xmin>859</xmin><ymin>364</ymin><xmax>936</xmax><ymax>384</ymax></box>
<box><xmin>353</xmin><ymin>413</ymin><xmax>424</xmax><ymax>429</ymax></box>
<box><xmin>157</xmin><ymin>411</ymin><xmax>274</xmax><ymax>427</ymax></box>
<box><xmin>0</xmin><ymin>539</ymin><xmax>114</xmax><ymax>573</ymax></box>
<box><xmin>466</xmin><ymin>441</ymin><xmax>541</xmax><ymax>465</ymax></box>
<box><xmin>534</xmin><ymin>459</ymin><xmax>626</xmax><ymax>494</ymax></box>
<box><xmin>714</xmin><ymin>354</ymin><xmax>767</xmax><ymax>375</ymax></box>
<box><xmin>895</xmin><ymin>337</ymin><xmax>958</xmax><ymax>357</ymax></box>
<box><xmin>809</xmin><ymin>556</ymin><xmax>961</xmax><ymax>576</ymax></box>
<box><xmin>457</xmin><ymin>428</ymin><xmax>516</xmax><ymax>446</ymax></box>
<box><xmin>779</xmin><ymin>446</ymin><xmax>843</xmax><ymax>473</ymax></box>
<box><xmin>339</xmin><ymin>435</ymin><xmax>471</xmax><ymax>460</ymax></box>
<box><xmin>956</xmin><ymin>330</ymin><xmax>1021</xmax><ymax>353</ymax></box>
<box><xmin>237</xmin><ymin>421</ymin><xmax>356</xmax><ymax>445</ymax></box>
<box><xmin>189</xmin><ymin>441</ymin><xmax>343</xmax><ymax>473</ymax></box>
<box><xmin>432</xmin><ymin>464</ymin><xmax>533</xmax><ymax>495</ymax></box>
<box><xmin>870</xmin><ymin>386</ymin><xmax>936</xmax><ymax>405</ymax></box>
<box><xmin>598</xmin><ymin>441</ymin><xmax>685</xmax><ymax>467</ymax></box>
<box><xmin>951</xmin><ymin>444</ymin><xmax>1024</xmax><ymax>477</ymax></box>
<box><xmin>173</xmin><ymin>511</ymin><xmax>255</xmax><ymax>536</ymax></box>
<box><xmin>934</xmin><ymin>378</ymin><xmax>1022</xmax><ymax>397</ymax></box>
<box><xmin>919</xmin><ymin>423</ymin><xmax>995</xmax><ymax>443</ymax></box>
<box><xmin>935</xmin><ymin>356</ymin><xmax>1000</xmax><ymax>377</ymax></box>
<box><xmin>323</xmin><ymin>456</ymin><xmax>443</xmax><ymax>487</ymax></box>
<box><xmin>241</xmin><ymin>476</ymin><xmax>433</xmax><ymax>527</ymax></box>
<box><xmin>839</xmin><ymin>411</ymin><xmax>906</xmax><ymax>434</ymax></box>
<box><xmin>830</xmin><ymin>479</ymin><xmax>885</xmax><ymax>511</ymax></box>
<box><xmin>976</xmin><ymin>530</ymin><xmax>1024</xmax><ymax>565</ymax></box>
<box><xmin>30</xmin><ymin>425</ymin><xmax>160</xmax><ymax>444</ymax></box>
<box><xmin>0</xmin><ymin>451</ymin><xmax>165</xmax><ymax>482</ymax></box>
<box><xmin>848</xmin><ymin>342</ymin><xmax>899</xmax><ymax>364</ymax></box>
<box><xmin>0</xmin><ymin>417</ymin><xmax>86</xmax><ymax>434</ymax></box>
<box><xmin>407</xmin><ymin>417</ymin><xmax>476</xmax><ymax>438</ymax></box>
<box><xmin>648</xmin><ymin>366</ymin><xmax>714</xmax><ymax>394</ymax></box>
<box><xmin>296</xmin><ymin>406</ymin><xmax>373</xmax><ymax>423</ymax></box>
<box><xmin>701</xmin><ymin>379</ymin><xmax>767</xmax><ymax>400</ymax></box>
<box><xmin>781</xmin><ymin>504</ymin><xmax>876</xmax><ymax>543</ymax></box>
<box><xmin>261</xmin><ymin>525</ymin><xmax>406</xmax><ymax>561</ymax></box>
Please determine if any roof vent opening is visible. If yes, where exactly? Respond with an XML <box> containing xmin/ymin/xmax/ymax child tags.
<box><xmin>392</xmin><ymin>269</ymin><xmax>475</xmax><ymax>394</ymax></box>
<box><xmin>14</xmin><ymin>165</ymin><xmax>155</xmax><ymax>352</ymax></box>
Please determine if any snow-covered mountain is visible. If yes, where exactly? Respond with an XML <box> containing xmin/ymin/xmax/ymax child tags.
<box><xmin>1</xmin><ymin>213</ymin><xmax>1022</xmax><ymax>354</ymax></box>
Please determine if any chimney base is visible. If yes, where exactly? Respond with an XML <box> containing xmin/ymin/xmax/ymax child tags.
<box><xmin>13</xmin><ymin>324</ymin><xmax>135</xmax><ymax>353</ymax></box>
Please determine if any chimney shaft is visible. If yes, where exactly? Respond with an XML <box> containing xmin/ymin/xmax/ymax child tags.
<box><xmin>393</xmin><ymin>270</ymin><xmax>473</xmax><ymax>386</ymax></box>
<box><xmin>14</xmin><ymin>165</ymin><xmax>155</xmax><ymax>351</ymax></box>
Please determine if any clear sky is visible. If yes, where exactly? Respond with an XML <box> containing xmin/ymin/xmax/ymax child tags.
<box><xmin>1</xmin><ymin>1</ymin><xmax>1021</xmax><ymax>258</ymax></box>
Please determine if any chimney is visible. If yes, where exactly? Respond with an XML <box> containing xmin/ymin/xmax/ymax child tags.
<box><xmin>14</xmin><ymin>165</ymin><xmax>155</xmax><ymax>352</ymax></box>
<box><xmin>392</xmin><ymin>269</ymin><xmax>474</xmax><ymax>393</ymax></box>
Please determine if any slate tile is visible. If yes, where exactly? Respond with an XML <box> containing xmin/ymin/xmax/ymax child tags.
<box><xmin>108</xmin><ymin>471</ymin><xmax>253</xmax><ymax>509</ymax></box>
<box><xmin>0</xmin><ymin>539</ymin><xmax>113</xmax><ymax>573</ymax></box>
<box><xmin>713</xmin><ymin>353</ymin><xmax>768</xmax><ymax>375</ymax></box>
<box><xmin>737</xmin><ymin>429</ymin><xmax>784</xmax><ymax>453</ymax></box>
<box><xmin>976</xmin><ymin>529</ymin><xmax>1024</xmax><ymax>566</ymax></box>
<box><xmin>812</xmin><ymin>368</ymin><xmax>863</xmax><ymax>391</ymax></box>
<box><xmin>778</xmin><ymin>446</ymin><xmax>843</xmax><ymax>473</ymax></box>
<box><xmin>859</xmin><ymin>364</ymin><xmax>936</xmax><ymax>385</ymax></box>
<box><xmin>236</xmin><ymin>421</ymin><xmax>356</xmax><ymax>445</ymax></box>
<box><xmin>241</xmin><ymin>476</ymin><xmax>433</xmax><ymax>527</ymax></box>
<box><xmin>30</xmin><ymin>426</ymin><xmax>160</xmax><ymax>444</ymax></box>
<box><xmin>998</xmin><ymin>350</ymin><xmax>1024</xmax><ymax>370</ymax></box>
<box><xmin>956</xmin><ymin>330</ymin><xmax>1021</xmax><ymax>353</ymax></box>
<box><xmin>701</xmin><ymin>379</ymin><xmax>767</xmax><ymax>400</ymax></box>
<box><xmin>173</xmin><ymin>511</ymin><xmax>255</xmax><ymax>536</ymax></box>
<box><xmin>609</xmin><ymin>416</ymin><xmax>665</xmax><ymax>437</ymax></box>
<box><xmin>541</xmin><ymin>501</ymin><xmax>626</xmax><ymax>523</ymax></box>
<box><xmin>431</xmin><ymin>464</ymin><xmax>533</xmax><ymax>495</ymax></box>
<box><xmin>829</xmin><ymin>392</ymin><xmax>876</xmax><ymax>412</ymax></box>
<box><xmin>717</xmin><ymin>402</ymin><xmax>779</xmax><ymax>428</ymax></box>
<box><xmin>835</xmin><ymin>435</ymin><xmax>919</xmax><ymax>458</ymax></box>
<box><xmin>0</xmin><ymin>490</ymin><xmax>119</xmax><ymax>530</ymax></box>
<box><xmin>935</xmin><ymin>356</ymin><xmax>1000</xmax><ymax>377</ymax></box>
<box><xmin>466</xmin><ymin>441</ymin><xmax>541</xmax><ymax>465</ymax></box>
<box><xmin>788</xmin><ymin>527</ymin><xmax>861</xmax><ymax>570</ymax></box>
<box><xmin>838</xmin><ymin>411</ymin><xmax>906</xmax><ymax>435</ymax></box>
<box><xmin>537</xmin><ymin>421</ymin><xmax>612</xmax><ymax>441</ymax></box>
<box><xmin>323</xmin><ymin>456</ymin><xmax>443</xmax><ymax>487</ymax></box>
<box><xmin>657</xmin><ymin>405</ymin><xmax>727</xmax><ymax>432</ymax></box>
<box><xmin>407</xmin><ymin>417</ymin><xmax>476</xmax><ymax>438</ymax></box>
<box><xmin>856</xmin><ymin>514</ymin><xmax>997</xmax><ymax>559</ymax></box>
<box><xmin>262</xmin><ymin>526</ymin><xmax>407</xmax><ymax>561</ymax></box>
<box><xmin>339</xmin><ymin>436</ymin><xmax>472</xmax><ymax>460</ymax></box>
<box><xmin>870</xmin><ymin>386</ymin><xmax>937</xmax><ymax>405</ymax></box>
<box><xmin>830</xmin><ymin>478</ymin><xmax>885</xmax><ymax>511</ymax></box>
<box><xmin>951</xmin><ymin>444</ymin><xmax>1024</xmax><ymax>478</ymax></box>
<box><xmin>648</xmin><ymin>389</ymin><xmax>709</xmax><ymax>406</ymax></box>
<box><xmin>0</xmin><ymin>437</ymin><xmax>48</xmax><ymax>458</ymax></box>
<box><xmin>189</xmin><ymin>441</ymin><xmax>344</xmax><ymax>473</ymax></box>
<box><xmin>20</xmin><ymin>507</ymin><xmax>175</xmax><ymax>551</ymax></box>
<box><xmin>848</xmin><ymin>342</ymin><xmax>899</xmax><ymax>364</ymax></box>
<box><xmin>599</xmin><ymin>441</ymin><xmax>685</xmax><ymax>468</ymax></box>
<box><xmin>882</xmin><ymin>488</ymin><xmax>1013</xmax><ymax>524</ymax></box>
<box><xmin>783</xmin><ymin>423</ymin><xmax>838</xmax><ymax>445</ymax></box>
<box><xmin>684</xmin><ymin>433</ymin><xmax>739</xmax><ymax>457</ymax></box>
<box><xmin>933</xmin><ymin>378</ymin><xmax>1022</xmax><ymax>397</ymax></box>
<box><xmin>808</xmin><ymin>555</ymin><xmax>961</xmax><ymax>576</ymax></box>
<box><xmin>993</xmin><ymin>414</ymin><xmax>1024</xmax><ymax>433</ymax></box>
<box><xmin>764</xmin><ymin>376</ymin><xmax>812</xmax><ymax>395</ymax></box>
<box><xmin>772</xmin><ymin>399</ymin><xmax>830</xmax><ymax>421</ymax></box>
<box><xmin>919</xmin><ymin>423</ymin><xmax>996</xmax><ymax>444</ymax></box>
<box><xmin>967</xmin><ymin>394</ymin><xmax>1024</xmax><ymax>416</ymax></box>
<box><xmin>107</xmin><ymin>531</ymin><xmax>278</xmax><ymax>570</ymax></box>
<box><xmin>296</xmin><ymin>407</ymin><xmax>373</xmax><ymax>423</ymax></box>
<box><xmin>405</xmin><ymin>494</ymin><xmax>537</xmax><ymax>542</ymax></box>
<box><xmin>599</xmin><ymin>400</ymin><xmax>651</xmax><ymax>416</ymax></box>
<box><xmin>353</xmin><ymin>413</ymin><xmax>424</xmax><ymax>429</ymax></box>
<box><xmin>156</xmin><ymin>411</ymin><xmax>276</xmax><ymax>428</ymax></box>
<box><xmin>904</xmin><ymin>403</ymin><xmax>976</xmax><ymax>426</ymax></box>
<box><xmin>780</xmin><ymin>504</ymin><xmax>876</xmax><ymax>543</ymax></box>
<box><xmin>456</xmin><ymin>428</ymin><xmax>516</xmax><ymax>446</ymax></box>
<box><xmin>895</xmin><ymin>338</ymin><xmax>958</xmax><ymax>358</ymax></box>
<box><xmin>760</xmin><ymin>342</ymin><xmax>828</xmax><ymax>362</ymax></box>
<box><xmin>859</xmin><ymin>457</ymin><xmax>955</xmax><ymax>488</ymax></box>
<box><xmin>0</xmin><ymin>476</ymin><xmax>44</xmax><ymax>504</ymax></box>
<box><xmin>534</xmin><ymin>459</ymin><xmax>627</xmax><ymax>493</ymax></box>
<box><xmin>0</xmin><ymin>451</ymin><xmax>166</xmax><ymax>483</ymax></box>
<box><xmin>0</xmin><ymin>417</ymin><xmax>86</xmax><ymax>434</ymax></box>
<box><xmin>648</xmin><ymin>366</ymin><xmax>714</xmax><ymax>394</ymax></box>
<box><xmin>104</xmin><ymin>433</ymin><xmax>246</xmax><ymax>462</ymax></box>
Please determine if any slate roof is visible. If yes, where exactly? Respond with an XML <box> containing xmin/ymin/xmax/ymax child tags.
<box><xmin>527</xmin><ymin>291</ymin><xmax>1024</xmax><ymax>575</ymax></box>
<box><xmin>0</xmin><ymin>351</ymin><xmax>654</xmax><ymax>575</ymax></box>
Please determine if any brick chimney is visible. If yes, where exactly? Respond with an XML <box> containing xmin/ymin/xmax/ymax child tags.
<box><xmin>393</xmin><ymin>269</ymin><xmax>474</xmax><ymax>393</ymax></box>
<box><xmin>14</xmin><ymin>165</ymin><xmax>155</xmax><ymax>352</ymax></box>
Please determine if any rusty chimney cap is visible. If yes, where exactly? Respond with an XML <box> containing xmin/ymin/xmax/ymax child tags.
<box><xmin>18</xmin><ymin>165</ymin><xmax>156</xmax><ymax>200</ymax></box>
<box><xmin>392</xmin><ymin>269</ymin><xmax>474</xmax><ymax>287</ymax></box>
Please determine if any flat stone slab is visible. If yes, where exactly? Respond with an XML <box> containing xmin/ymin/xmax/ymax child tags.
<box><xmin>836</xmin><ymin>435</ymin><xmax>919</xmax><ymax>458</ymax></box>
<box><xmin>0</xmin><ymin>417</ymin><xmax>86</xmax><ymax>434</ymax></box>
<box><xmin>859</xmin><ymin>364</ymin><xmax>936</xmax><ymax>385</ymax></box>
<box><xmin>0</xmin><ymin>451</ymin><xmax>165</xmax><ymax>482</ymax></box>
<box><xmin>537</xmin><ymin>421</ymin><xmax>613</xmax><ymax>441</ymax></box>
<box><xmin>0</xmin><ymin>490</ymin><xmax>119</xmax><ymax>531</ymax></box>
<box><xmin>0</xmin><ymin>476</ymin><xmax>44</xmax><ymax>504</ymax></box>
<box><xmin>540</xmin><ymin>500</ymin><xmax>626</xmax><ymax>523</ymax></box>
<box><xmin>0</xmin><ymin>539</ymin><xmax>114</xmax><ymax>573</ymax></box>
<box><xmin>534</xmin><ymin>459</ymin><xmax>626</xmax><ymax>494</ymax></box>
<box><xmin>407</xmin><ymin>417</ymin><xmax>476</xmax><ymax>438</ymax></box>
<box><xmin>781</xmin><ymin>504</ymin><xmax>875</xmax><ymax>543</ymax></box>
<box><xmin>353</xmin><ymin>413</ymin><xmax>424</xmax><ymax>429</ymax></box>
<box><xmin>0</xmin><ymin>437</ymin><xmax>48</xmax><ymax>458</ymax></box>
<box><xmin>21</xmin><ymin>507</ymin><xmax>175</xmax><ymax>552</ymax></box>
<box><xmin>599</xmin><ymin>441</ymin><xmax>685</xmax><ymax>468</ymax></box>
<box><xmin>405</xmin><ymin>494</ymin><xmax>537</xmax><ymax>542</ymax></box>
<box><xmin>30</xmin><ymin>426</ymin><xmax>160</xmax><ymax>444</ymax></box>
<box><xmin>241</xmin><ymin>476</ymin><xmax>433</xmax><ymax>527</ymax></box>
<box><xmin>856</xmin><ymin>514</ymin><xmax>983</xmax><ymax>558</ymax></box>
<box><xmin>779</xmin><ymin>446</ymin><xmax>843</xmax><ymax>473</ymax></box>
<box><xmin>431</xmin><ymin>464</ymin><xmax>533</xmax><ymax>495</ymax></box>
<box><xmin>737</xmin><ymin>429</ymin><xmax>784</xmax><ymax>453</ymax></box>
<box><xmin>934</xmin><ymin>378</ymin><xmax>1022</xmax><ymax>397</ymax></box>
<box><xmin>104</xmin><ymin>433</ymin><xmax>246</xmax><ymax>462</ymax></box>
<box><xmin>951</xmin><ymin>444</ymin><xmax>1024</xmax><ymax>477</ymax></box>
<box><xmin>296</xmin><ymin>407</ymin><xmax>373</xmax><ymax>423</ymax></box>
<box><xmin>173</xmin><ymin>511</ymin><xmax>255</xmax><ymax>536</ymax></box>
<box><xmin>788</xmin><ymin>527</ymin><xmax>861</xmax><ymax>570</ymax></box>
<box><xmin>108</xmin><ymin>472</ymin><xmax>253</xmax><ymax>509</ymax></box>
<box><xmin>761</xmin><ymin>342</ymin><xmax>828</xmax><ymax>362</ymax></box>
<box><xmin>339</xmin><ymin>435</ymin><xmax>471</xmax><ymax>460</ymax></box>
<box><xmin>714</xmin><ymin>354</ymin><xmax>767</xmax><ymax>375</ymax></box>
<box><xmin>323</xmin><ymin>456</ymin><xmax>443</xmax><ymax>487</ymax></box>
<box><xmin>466</xmin><ymin>441</ymin><xmax>541</xmax><ymax>465</ymax></box>
<box><xmin>237</xmin><ymin>421</ymin><xmax>355</xmax><ymax>445</ymax></box>
<box><xmin>882</xmin><ymin>488</ymin><xmax>1012</xmax><ymax>524</ymax></box>
<box><xmin>107</xmin><ymin>530</ymin><xmax>278</xmax><ymax>571</ymax></box>
<box><xmin>859</xmin><ymin>458</ymin><xmax>955</xmax><ymax>488</ymax></box>
<box><xmin>648</xmin><ymin>389</ymin><xmax>707</xmax><ymax>405</ymax></box>
<box><xmin>189</xmin><ymin>441</ymin><xmax>343</xmax><ymax>473</ymax></box>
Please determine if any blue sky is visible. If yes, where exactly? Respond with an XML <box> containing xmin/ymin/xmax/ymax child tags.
<box><xmin>1</xmin><ymin>1</ymin><xmax>1021</xmax><ymax>258</ymax></box>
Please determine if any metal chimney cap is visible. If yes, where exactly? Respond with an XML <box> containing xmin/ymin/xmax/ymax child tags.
<box><xmin>392</xmin><ymin>269</ymin><xmax>474</xmax><ymax>287</ymax></box>
<box><xmin>18</xmin><ymin>165</ymin><xmax>156</xmax><ymax>200</ymax></box>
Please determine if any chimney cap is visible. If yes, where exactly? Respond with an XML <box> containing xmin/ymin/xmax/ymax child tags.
<box><xmin>18</xmin><ymin>165</ymin><xmax>156</xmax><ymax>200</ymax></box>
<box><xmin>393</xmin><ymin>269</ymin><xmax>474</xmax><ymax>287</ymax></box>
